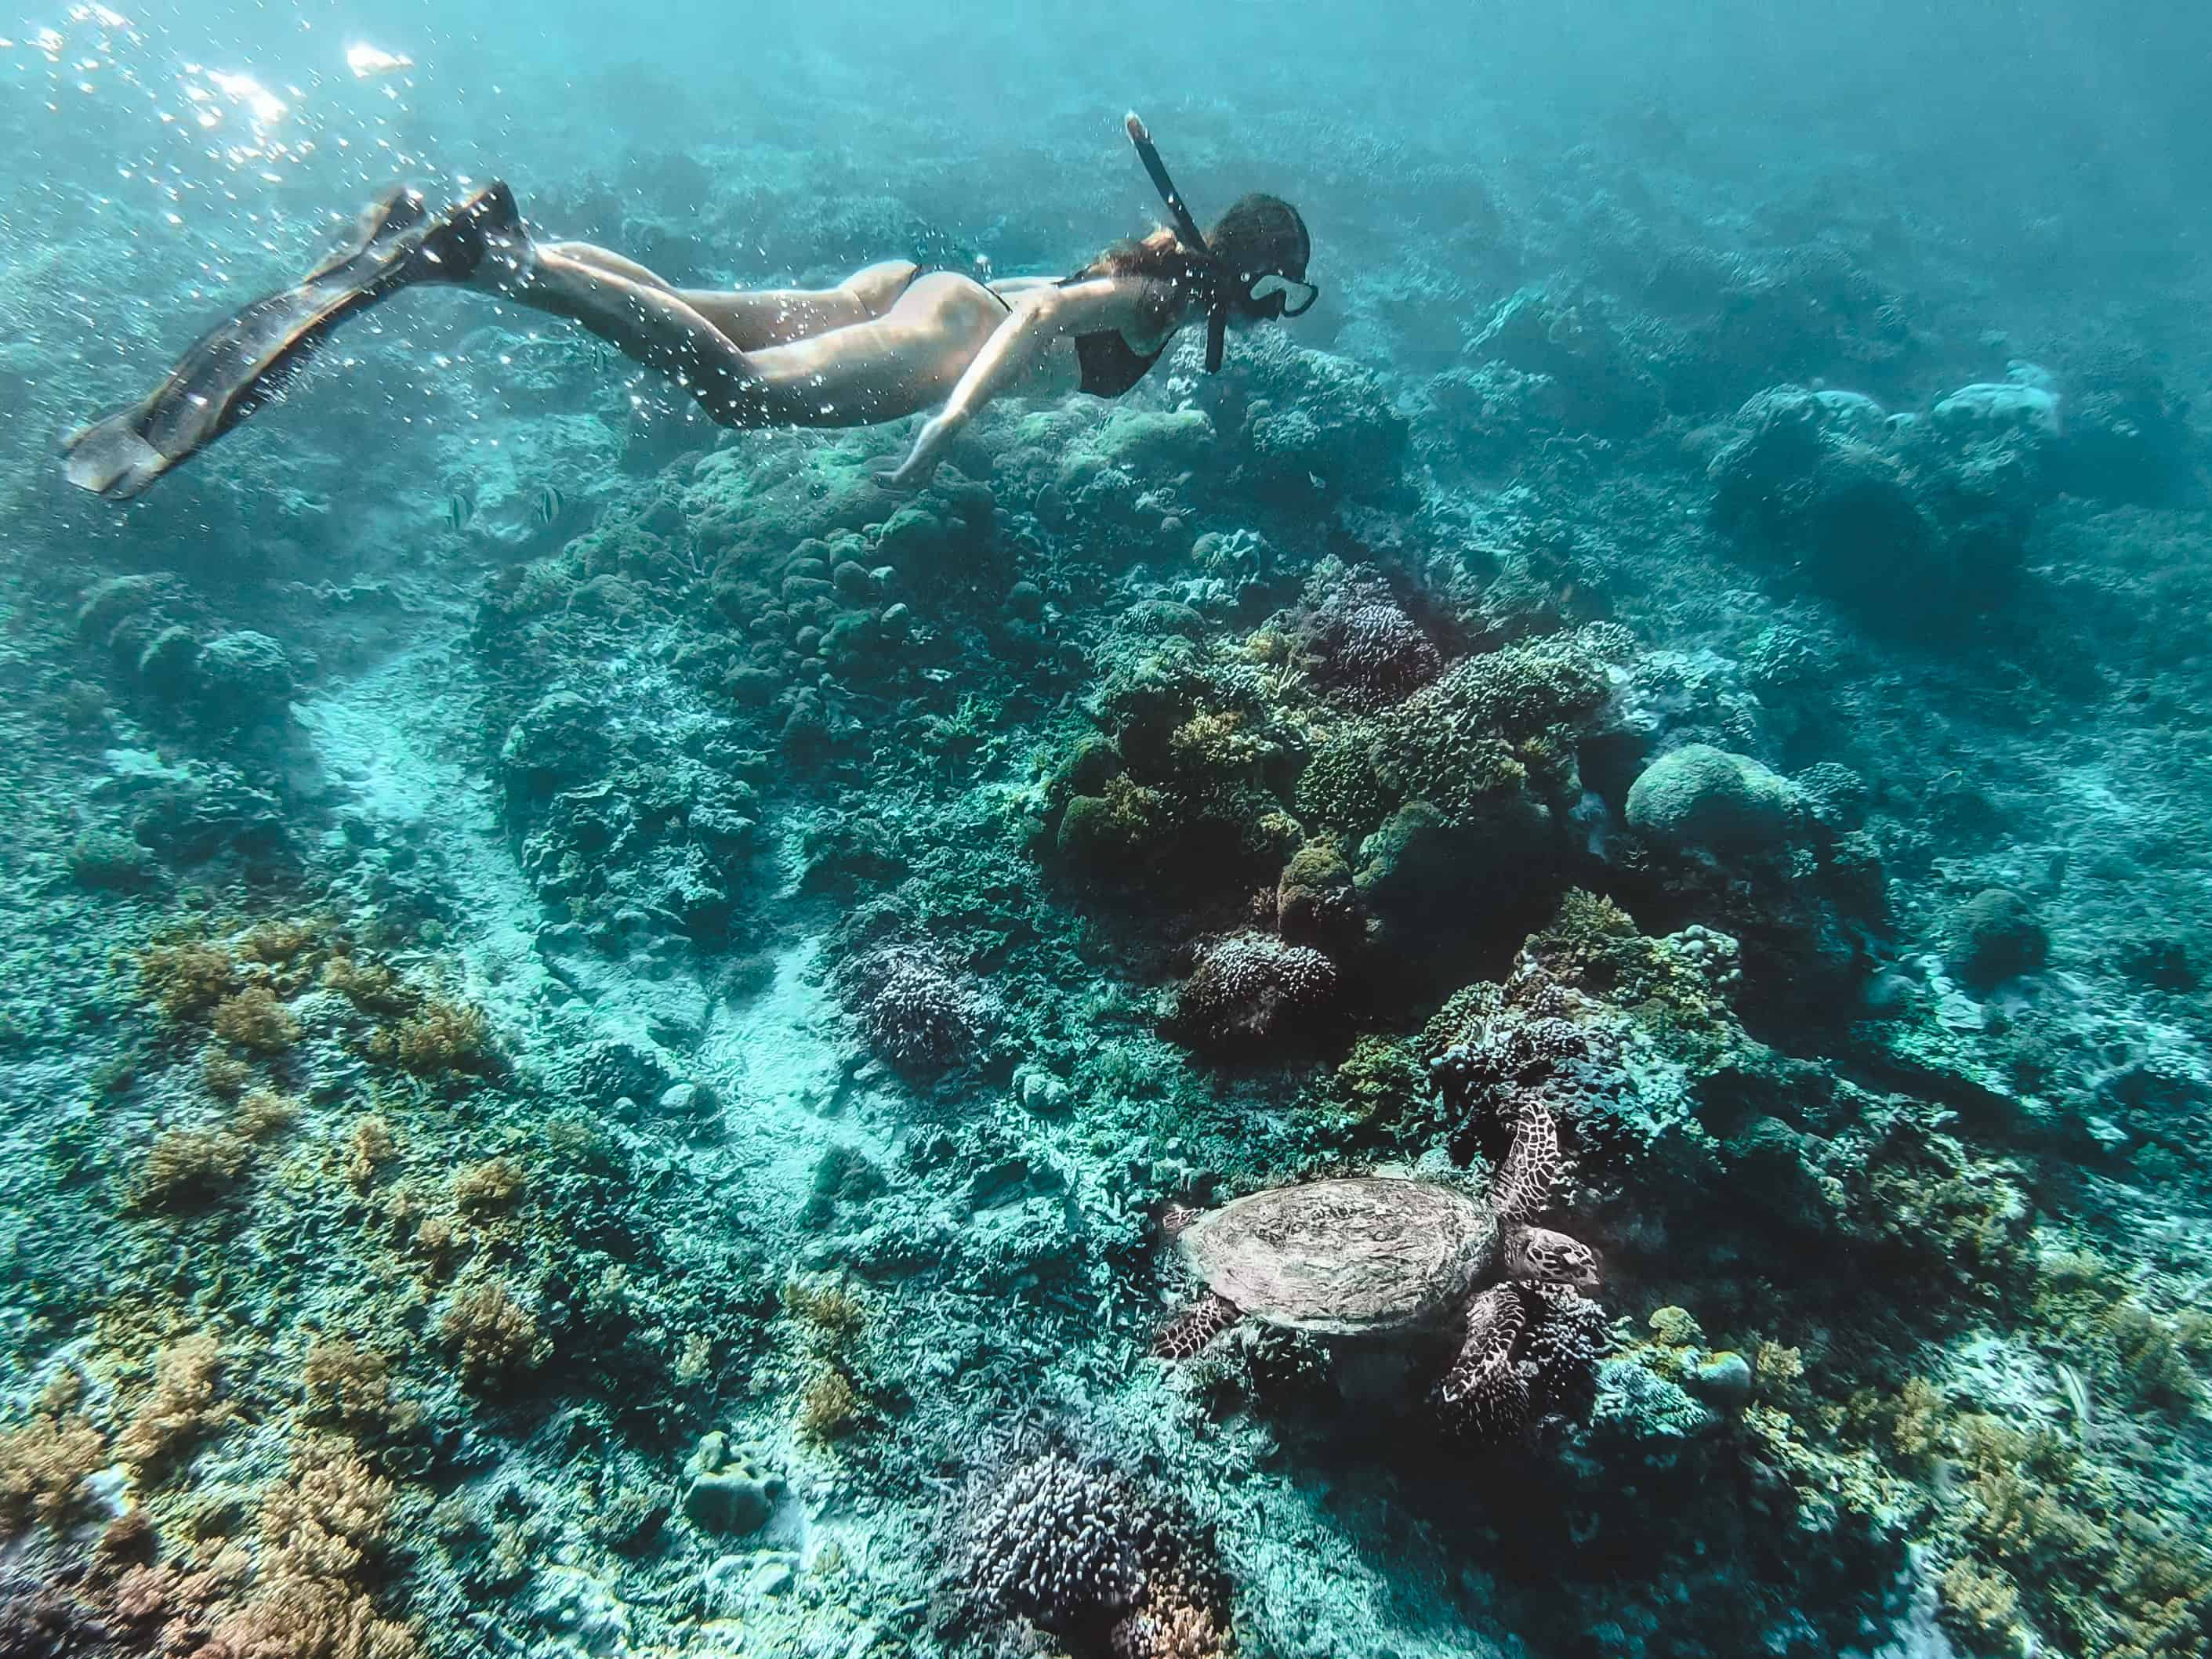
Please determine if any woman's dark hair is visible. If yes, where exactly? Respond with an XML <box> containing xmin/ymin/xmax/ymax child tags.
<box><xmin>1091</xmin><ymin>194</ymin><xmax>1310</xmax><ymax>317</ymax></box>
<box><xmin>1207</xmin><ymin>194</ymin><xmax>1310</xmax><ymax>309</ymax></box>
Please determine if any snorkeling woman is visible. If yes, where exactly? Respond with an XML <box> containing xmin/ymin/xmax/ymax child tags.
<box><xmin>64</xmin><ymin>114</ymin><xmax>1316</xmax><ymax>502</ymax></box>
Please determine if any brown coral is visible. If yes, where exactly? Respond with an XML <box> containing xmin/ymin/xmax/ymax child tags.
<box><xmin>136</xmin><ymin>939</ymin><xmax>241</xmax><ymax>1023</ymax></box>
<box><xmin>302</xmin><ymin>1339</ymin><xmax>409</xmax><ymax>1435</ymax></box>
<box><xmin>796</xmin><ymin>1368</ymin><xmax>861</xmax><ymax>1443</ymax></box>
<box><xmin>116</xmin><ymin>1335</ymin><xmax>232</xmax><ymax>1481</ymax></box>
<box><xmin>345</xmin><ymin>1116</ymin><xmax>398</xmax><ymax>1194</ymax></box>
<box><xmin>137</xmin><ymin>1126</ymin><xmax>254</xmax><ymax>1210</ymax></box>
<box><xmin>450</xmin><ymin>1157</ymin><xmax>526</xmax><ymax>1217</ymax></box>
<box><xmin>842</xmin><ymin>947</ymin><xmax>985</xmax><ymax>1074</ymax></box>
<box><xmin>0</xmin><ymin>1411</ymin><xmax>107</xmax><ymax>1533</ymax></box>
<box><xmin>438</xmin><ymin>1279</ymin><xmax>548</xmax><ymax>1390</ymax></box>
<box><xmin>206</xmin><ymin>1440</ymin><xmax>419</xmax><ymax>1659</ymax></box>
<box><xmin>322</xmin><ymin>953</ymin><xmax>416</xmax><ymax>1016</ymax></box>
<box><xmin>210</xmin><ymin>985</ymin><xmax>303</xmax><ymax>1055</ymax></box>
<box><xmin>374</xmin><ymin>998</ymin><xmax>495</xmax><ymax>1078</ymax></box>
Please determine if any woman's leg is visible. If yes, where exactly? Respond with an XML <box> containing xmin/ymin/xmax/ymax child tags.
<box><xmin>66</xmin><ymin>181</ymin><xmax>1000</xmax><ymax>499</ymax></box>
<box><xmin>714</xmin><ymin>271</ymin><xmax>1014</xmax><ymax>427</ymax></box>
<box><xmin>543</xmin><ymin>246</ymin><xmax>922</xmax><ymax>347</ymax></box>
<box><xmin>484</xmin><ymin>227</ymin><xmax>1008</xmax><ymax>428</ymax></box>
<box><xmin>673</xmin><ymin>261</ymin><xmax>921</xmax><ymax>349</ymax></box>
<box><xmin>476</xmin><ymin>235</ymin><xmax>779</xmax><ymax>424</ymax></box>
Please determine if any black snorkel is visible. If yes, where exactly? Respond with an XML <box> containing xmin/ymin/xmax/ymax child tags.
<box><xmin>1124</xmin><ymin>111</ymin><xmax>1231</xmax><ymax>372</ymax></box>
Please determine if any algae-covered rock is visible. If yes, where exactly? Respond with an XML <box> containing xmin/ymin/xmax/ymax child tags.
<box><xmin>192</xmin><ymin>630</ymin><xmax>297</xmax><ymax>723</ymax></box>
<box><xmin>1354</xmin><ymin>790</ymin><xmax>1555</xmax><ymax>950</ymax></box>
<box><xmin>1945</xmin><ymin>888</ymin><xmax>2048</xmax><ymax>990</ymax></box>
<box><xmin>1061</xmin><ymin>406</ymin><xmax>1214</xmax><ymax>484</ymax></box>
<box><xmin>136</xmin><ymin>624</ymin><xmax>200</xmax><ymax>695</ymax></box>
<box><xmin>500</xmin><ymin>690</ymin><xmax>611</xmax><ymax>802</ymax></box>
<box><xmin>1276</xmin><ymin>840</ymin><xmax>1362</xmax><ymax>951</ymax></box>
<box><xmin>1684</xmin><ymin>1351</ymin><xmax>1754</xmax><ymax>1411</ymax></box>
<box><xmin>680</xmin><ymin>1432</ymin><xmax>784</xmax><ymax>1536</ymax></box>
<box><xmin>1626</xmin><ymin>744</ymin><xmax>1797</xmax><ymax>853</ymax></box>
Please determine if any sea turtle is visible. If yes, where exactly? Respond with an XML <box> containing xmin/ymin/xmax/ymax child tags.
<box><xmin>1154</xmin><ymin>1101</ymin><xmax>1605</xmax><ymax>1438</ymax></box>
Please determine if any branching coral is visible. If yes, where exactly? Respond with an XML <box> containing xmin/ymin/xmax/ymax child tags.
<box><xmin>136</xmin><ymin>1091</ymin><xmax>298</xmax><ymax>1210</ymax></box>
<box><xmin>796</xmin><ymin>1369</ymin><xmax>861</xmax><ymax>1443</ymax></box>
<box><xmin>1378</xmin><ymin>623</ymin><xmax>1629</xmax><ymax>813</ymax></box>
<box><xmin>172</xmin><ymin>1440</ymin><xmax>422</xmax><ymax>1659</ymax></box>
<box><xmin>781</xmin><ymin>1278</ymin><xmax>869</xmax><ymax>1352</ymax></box>
<box><xmin>303</xmin><ymin>1339</ymin><xmax>412</xmax><ymax>1436</ymax></box>
<box><xmin>344</xmin><ymin>1116</ymin><xmax>397</xmax><ymax>1194</ymax></box>
<box><xmin>438</xmin><ymin>1278</ymin><xmax>549</xmax><ymax>1391</ymax></box>
<box><xmin>450</xmin><ymin>1157</ymin><xmax>527</xmax><ymax>1218</ymax></box>
<box><xmin>0</xmin><ymin>1411</ymin><xmax>107</xmax><ymax>1533</ymax></box>
<box><xmin>321</xmin><ymin>954</ymin><xmax>417</xmax><ymax>1016</ymax></box>
<box><xmin>136</xmin><ymin>1125</ymin><xmax>255</xmax><ymax>1210</ymax></box>
<box><xmin>136</xmin><ymin>939</ymin><xmax>240</xmax><ymax>1024</ymax></box>
<box><xmin>116</xmin><ymin>1335</ymin><xmax>231</xmax><ymax>1482</ymax></box>
<box><xmin>371</xmin><ymin>998</ymin><xmax>495</xmax><ymax>1079</ymax></box>
<box><xmin>209</xmin><ymin>985</ymin><xmax>302</xmax><ymax>1054</ymax></box>
<box><xmin>1292</xmin><ymin>570</ymin><xmax>1443</xmax><ymax>710</ymax></box>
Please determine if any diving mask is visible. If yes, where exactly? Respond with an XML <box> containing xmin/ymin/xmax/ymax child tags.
<box><xmin>1244</xmin><ymin>271</ymin><xmax>1318</xmax><ymax>318</ymax></box>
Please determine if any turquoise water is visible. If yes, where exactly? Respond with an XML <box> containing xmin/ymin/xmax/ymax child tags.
<box><xmin>3</xmin><ymin>4</ymin><xmax>2210</xmax><ymax>1657</ymax></box>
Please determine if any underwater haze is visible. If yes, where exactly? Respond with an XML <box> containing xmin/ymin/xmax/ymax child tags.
<box><xmin>5</xmin><ymin>2</ymin><xmax>2212</xmax><ymax>1656</ymax></box>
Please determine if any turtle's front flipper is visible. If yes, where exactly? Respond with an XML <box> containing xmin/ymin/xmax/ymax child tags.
<box><xmin>1152</xmin><ymin>1291</ymin><xmax>1242</xmax><ymax>1360</ymax></box>
<box><xmin>1432</xmin><ymin>1284</ymin><xmax>1536</xmax><ymax>1441</ymax></box>
<box><xmin>64</xmin><ymin>182</ymin><xmax>514</xmax><ymax>500</ymax></box>
<box><xmin>1492</xmin><ymin>1096</ymin><xmax>1563</xmax><ymax>1221</ymax></box>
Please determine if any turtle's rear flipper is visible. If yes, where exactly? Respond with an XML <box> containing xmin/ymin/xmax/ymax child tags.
<box><xmin>64</xmin><ymin>181</ymin><xmax>515</xmax><ymax>500</ymax></box>
<box><xmin>1151</xmin><ymin>1291</ymin><xmax>1242</xmax><ymax>1360</ymax></box>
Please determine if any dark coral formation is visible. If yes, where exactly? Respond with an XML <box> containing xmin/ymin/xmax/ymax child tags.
<box><xmin>1167</xmin><ymin>933</ymin><xmax>1342</xmax><ymax>1054</ymax></box>
<box><xmin>1291</xmin><ymin>570</ymin><xmax>1443</xmax><ymax>711</ymax></box>
<box><xmin>843</xmin><ymin>945</ymin><xmax>988</xmax><ymax>1074</ymax></box>
<box><xmin>1707</xmin><ymin>379</ymin><xmax>2062</xmax><ymax>626</ymax></box>
<box><xmin>951</xmin><ymin>1436</ymin><xmax>1230</xmax><ymax>1659</ymax></box>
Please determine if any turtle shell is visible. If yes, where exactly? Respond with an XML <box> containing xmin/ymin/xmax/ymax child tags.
<box><xmin>1176</xmin><ymin>1176</ymin><xmax>1498</xmax><ymax>1336</ymax></box>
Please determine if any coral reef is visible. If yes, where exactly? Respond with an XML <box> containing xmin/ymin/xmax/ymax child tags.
<box><xmin>4</xmin><ymin>27</ymin><xmax>2210</xmax><ymax>1659</ymax></box>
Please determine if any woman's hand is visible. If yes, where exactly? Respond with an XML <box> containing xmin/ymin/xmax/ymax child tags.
<box><xmin>887</xmin><ymin>411</ymin><xmax>963</xmax><ymax>489</ymax></box>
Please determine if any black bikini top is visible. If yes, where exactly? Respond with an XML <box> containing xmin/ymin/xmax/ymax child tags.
<box><xmin>1069</xmin><ymin>328</ymin><xmax>1166</xmax><ymax>400</ymax></box>
<box><xmin>1058</xmin><ymin>257</ymin><xmax>1182</xmax><ymax>399</ymax></box>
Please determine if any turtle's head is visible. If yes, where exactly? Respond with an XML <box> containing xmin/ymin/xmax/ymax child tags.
<box><xmin>1506</xmin><ymin>1223</ymin><xmax>1602</xmax><ymax>1291</ymax></box>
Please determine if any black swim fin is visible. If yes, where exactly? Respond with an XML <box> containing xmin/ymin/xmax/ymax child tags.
<box><xmin>64</xmin><ymin>181</ymin><xmax>520</xmax><ymax>500</ymax></box>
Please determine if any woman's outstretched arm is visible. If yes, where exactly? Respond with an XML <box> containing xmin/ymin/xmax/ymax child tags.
<box><xmin>887</xmin><ymin>277</ymin><xmax>1151</xmax><ymax>485</ymax></box>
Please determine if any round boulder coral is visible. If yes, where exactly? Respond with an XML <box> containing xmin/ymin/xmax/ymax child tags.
<box><xmin>1625</xmin><ymin>744</ymin><xmax>1797</xmax><ymax>853</ymax></box>
<box><xmin>191</xmin><ymin>629</ymin><xmax>297</xmax><ymax>724</ymax></box>
<box><xmin>1168</xmin><ymin>932</ymin><xmax>1340</xmax><ymax>1052</ymax></box>
<box><xmin>1275</xmin><ymin>842</ymin><xmax>1364</xmax><ymax>952</ymax></box>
